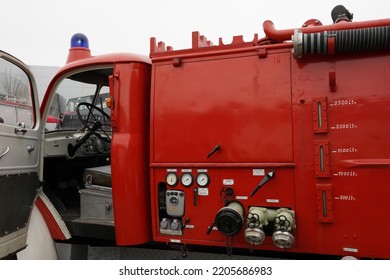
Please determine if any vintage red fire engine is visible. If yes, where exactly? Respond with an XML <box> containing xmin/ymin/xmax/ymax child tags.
<box><xmin>1</xmin><ymin>5</ymin><xmax>389</xmax><ymax>259</ymax></box>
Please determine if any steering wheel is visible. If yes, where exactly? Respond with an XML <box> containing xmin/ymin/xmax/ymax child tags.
<box><xmin>67</xmin><ymin>102</ymin><xmax>112</xmax><ymax>159</ymax></box>
<box><xmin>76</xmin><ymin>102</ymin><xmax>111</xmax><ymax>143</ymax></box>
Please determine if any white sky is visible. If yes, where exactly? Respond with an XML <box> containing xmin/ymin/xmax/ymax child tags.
<box><xmin>2</xmin><ymin>0</ymin><xmax>389</xmax><ymax>66</ymax></box>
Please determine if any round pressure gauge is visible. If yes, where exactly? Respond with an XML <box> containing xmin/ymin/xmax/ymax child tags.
<box><xmin>166</xmin><ymin>173</ymin><xmax>178</xmax><ymax>187</ymax></box>
<box><xmin>196</xmin><ymin>173</ymin><xmax>210</xmax><ymax>187</ymax></box>
<box><xmin>180</xmin><ymin>173</ymin><xmax>193</xmax><ymax>187</ymax></box>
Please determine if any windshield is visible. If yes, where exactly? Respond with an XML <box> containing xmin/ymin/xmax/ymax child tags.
<box><xmin>45</xmin><ymin>68</ymin><xmax>112</xmax><ymax>132</ymax></box>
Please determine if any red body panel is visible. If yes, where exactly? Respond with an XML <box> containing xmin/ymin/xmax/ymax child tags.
<box><xmin>149</xmin><ymin>26</ymin><xmax>390</xmax><ymax>258</ymax></box>
<box><xmin>110</xmin><ymin>62</ymin><xmax>152</xmax><ymax>245</ymax></box>
<box><xmin>152</xmin><ymin>53</ymin><xmax>293</xmax><ymax>163</ymax></box>
<box><xmin>290</xmin><ymin>53</ymin><xmax>390</xmax><ymax>257</ymax></box>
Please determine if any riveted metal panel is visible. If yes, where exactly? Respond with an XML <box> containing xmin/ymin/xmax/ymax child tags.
<box><xmin>0</xmin><ymin>172</ymin><xmax>39</xmax><ymax>237</ymax></box>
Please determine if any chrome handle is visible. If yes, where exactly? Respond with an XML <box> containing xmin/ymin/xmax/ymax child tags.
<box><xmin>15</xmin><ymin>127</ymin><xmax>27</xmax><ymax>134</ymax></box>
<box><xmin>0</xmin><ymin>146</ymin><xmax>10</xmax><ymax>159</ymax></box>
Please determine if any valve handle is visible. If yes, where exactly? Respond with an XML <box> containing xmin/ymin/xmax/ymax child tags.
<box><xmin>181</xmin><ymin>218</ymin><xmax>190</xmax><ymax>230</ymax></box>
<box><xmin>250</xmin><ymin>170</ymin><xmax>275</xmax><ymax>197</ymax></box>
<box><xmin>194</xmin><ymin>188</ymin><xmax>198</xmax><ymax>206</ymax></box>
<box><xmin>206</xmin><ymin>221</ymin><xmax>215</xmax><ymax>235</ymax></box>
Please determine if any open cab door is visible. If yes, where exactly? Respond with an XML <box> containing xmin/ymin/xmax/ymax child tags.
<box><xmin>0</xmin><ymin>51</ymin><xmax>42</xmax><ymax>258</ymax></box>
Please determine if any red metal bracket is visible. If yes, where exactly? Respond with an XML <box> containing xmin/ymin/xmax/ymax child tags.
<box><xmin>192</xmin><ymin>31</ymin><xmax>213</xmax><ymax>48</ymax></box>
<box><xmin>150</xmin><ymin>37</ymin><xmax>174</xmax><ymax>55</ymax></box>
<box><xmin>329</xmin><ymin>60</ymin><xmax>336</xmax><ymax>92</ymax></box>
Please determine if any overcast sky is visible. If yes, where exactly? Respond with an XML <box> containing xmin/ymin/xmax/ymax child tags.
<box><xmin>2</xmin><ymin>0</ymin><xmax>389</xmax><ymax>66</ymax></box>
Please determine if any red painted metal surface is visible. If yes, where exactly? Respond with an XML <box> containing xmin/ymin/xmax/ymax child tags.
<box><xmin>38</xmin><ymin>7</ymin><xmax>390</xmax><ymax>259</ymax></box>
<box><xmin>110</xmin><ymin>62</ymin><xmax>152</xmax><ymax>245</ymax></box>
<box><xmin>152</xmin><ymin>53</ymin><xmax>292</xmax><ymax>164</ymax></box>
<box><xmin>148</xmin><ymin>17</ymin><xmax>390</xmax><ymax>259</ymax></box>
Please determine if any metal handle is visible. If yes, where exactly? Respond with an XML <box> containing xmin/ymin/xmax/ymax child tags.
<box><xmin>250</xmin><ymin>170</ymin><xmax>276</xmax><ymax>197</ymax></box>
<box><xmin>15</xmin><ymin>127</ymin><xmax>27</xmax><ymax>134</ymax></box>
<box><xmin>0</xmin><ymin>146</ymin><xmax>10</xmax><ymax>159</ymax></box>
<box><xmin>193</xmin><ymin>188</ymin><xmax>198</xmax><ymax>206</ymax></box>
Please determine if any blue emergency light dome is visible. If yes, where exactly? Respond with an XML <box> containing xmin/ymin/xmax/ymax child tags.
<box><xmin>70</xmin><ymin>33</ymin><xmax>89</xmax><ymax>48</ymax></box>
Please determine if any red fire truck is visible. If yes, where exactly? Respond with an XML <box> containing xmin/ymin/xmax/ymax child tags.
<box><xmin>1</xmin><ymin>5</ymin><xmax>390</xmax><ymax>259</ymax></box>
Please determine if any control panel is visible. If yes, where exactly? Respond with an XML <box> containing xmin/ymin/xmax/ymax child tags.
<box><xmin>154</xmin><ymin>166</ymin><xmax>297</xmax><ymax>252</ymax></box>
<box><xmin>159</xmin><ymin>190</ymin><xmax>185</xmax><ymax>236</ymax></box>
<box><xmin>166</xmin><ymin>190</ymin><xmax>185</xmax><ymax>217</ymax></box>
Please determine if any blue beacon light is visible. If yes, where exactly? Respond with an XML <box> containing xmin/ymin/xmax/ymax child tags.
<box><xmin>70</xmin><ymin>33</ymin><xmax>89</xmax><ymax>48</ymax></box>
<box><xmin>66</xmin><ymin>33</ymin><xmax>91</xmax><ymax>63</ymax></box>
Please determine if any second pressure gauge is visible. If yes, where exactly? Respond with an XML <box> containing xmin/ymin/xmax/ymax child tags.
<box><xmin>180</xmin><ymin>173</ymin><xmax>193</xmax><ymax>187</ymax></box>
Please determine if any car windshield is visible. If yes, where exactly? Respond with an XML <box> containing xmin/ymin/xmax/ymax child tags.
<box><xmin>45</xmin><ymin>68</ymin><xmax>112</xmax><ymax>132</ymax></box>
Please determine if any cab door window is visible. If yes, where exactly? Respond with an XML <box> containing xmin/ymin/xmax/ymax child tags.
<box><xmin>0</xmin><ymin>58</ymin><xmax>34</xmax><ymax>127</ymax></box>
